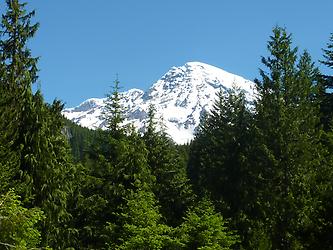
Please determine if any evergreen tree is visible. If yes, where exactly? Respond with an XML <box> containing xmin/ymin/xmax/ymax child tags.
<box><xmin>254</xmin><ymin>27</ymin><xmax>324</xmax><ymax>249</ymax></box>
<box><xmin>177</xmin><ymin>198</ymin><xmax>239</xmax><ymax>250</ymax></box>
<box><xmin>73</xmin><ymin>80</ymin><xmax>156</xmax><ymax>248</ymax></box>
<box><xmin>100</xmin><ymin>129</ymin><xmax>155</xmax><ymax>247</ymax></box>
<box><xmin>70</xmin><ymin>148</ymin><xmax>109</xmax><ymax>248</ymax></box>
<box><xmin>103</xmin><ymin>78</ymin><xmax>124</xmax><ymax>138</ymax></box>
<box><xmin>301</xmin><ymin>32</ymin><xmax>333</xmax><ymax>250</ymax></box>
<box><xmin>301</xmin><ymin>129</ymin><xmax>333</xmax><ymax>250</ymax></box>
<box><xmin>188</xmin><ymin>86</ymin><xmax>256</xmax><ymax>247</ymax></box>
<box><xmin>143</xmin><ymin>104</ymin><xmax>194</xmax><ymax>226</ymax></box>
<box><xmin>319</xmin><ymin>33</ymin><xmax>333</xmax><ymax>129</ymax></box>
<box><xmin>0</xmin><ymin>1</ymin><xmax>77</xmax><ymax>248</ymax></box>
<box><xmin>0</xmin><ymin>0</ymin><xmax>39</xmax><ymax>195</ymax></box>
<box><xmin>107</xmin><ymin>188</ymin><xmax>174</xmax><ymax>250</ymax></box>
<box><xmin>64</xmin><ymin>119</ymin><xmax>100</xmax><ymax>162</ymax></box>
<box><xmin>103</xmin><ymin>82</ymin><xmax>154</xmax><ymax>199</ymax></box>
<box><xmin>322</xmin><ymin>33</ymin><xmax>333</xmax><ymax>69</ymax></box>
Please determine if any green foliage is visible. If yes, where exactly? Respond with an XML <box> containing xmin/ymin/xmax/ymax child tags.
<box><xmin>188</xmin><ymin>86</ymin><xmax>256</xmax><ymax>247</ymax></box>
<box><xmin>108</xmin><ymin>189</ymin><xmax>173</xmax><ymax>250</ymax></box>
<box><xmin>108</xmin><ymin>130</ymin><xmax>155</xmax><ymax>195</ymax></box>
<box><xmin>0</xmin><ymin>0</ymin><xmax>39</xmax><ymax>87</ymax></box>
<box><xmin>1</xmin><ymin>3</ymin><xmax>333</xmax><ymax>248</ymax></box>
<box><xmin>189</xmin><ymin>86</ymin><xmax>253</xmax><ymax>200</ymax></box>
<box><xmin>144</xmin><ymin>104</ymin><xmax>195</xmax><ymax>226</ymax></box>
<box><xmin>64</xmin><ymin>119</ymin><xmax>100</xmax><ymax>161</ymax></box>
<box><xmin>69</xmin><ymin>163</ymin><xmax>109</xmax><ymax>248</ymax></box>
<box><xmin>319</xmin><ymin>33</ymin><xmax>333</xmax><ymax>129</ymax></box>
<box><xmin>177</xmin><ymin>199</ymin><xmax>239</xmax><ymax>250</ymax></box>
<box><xmin>254</xmin><ymin>26</ymin><xmax>325</xmax><ymax>249</ymax></box>
<box><xmin>310</xmin><ymin>34</ymin><xmax>333</xmax><ymax>249</ymax></box>
<box><xmin>0</xmin><ymin>0</ymin><xmax>39</xmax><ymax>197</ymax></box>
<box><xmin>247</xmin><ymin>221</ymin><xmax>272</xmax><ymax>250</ymax></box>
<box><xmin>0</xmin><ymin>189</ymin><xmax>44</xmax><ymax>249</ymax></box>
<box><xmin>103</xmin><ymin>78</ymin><xmax>125</xmax><ymax>138</ymax></box>
<box><xmin>0</xmin><ymin>1</ymin><xmax>78</xmax><ymax>248</ymax></box>
<box><xmin>301</xmin><ymin>131</ymin><xmax>333</xmax><ymax>250</ymax></box>
<box><xmin>321</xmin><ymin>33</ymin><xmax>333</xmax><ymax>69</ymax></box>
<box><xmin>70</xmin><ymin>84</ymin><xmax>156</xmax><ymax>248</ymax></box>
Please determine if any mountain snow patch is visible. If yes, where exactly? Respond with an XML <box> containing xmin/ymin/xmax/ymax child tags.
<box><xmin>62</xmin><ymin>62</ymin><xmax>255</xmax><ymax>144</ymax></box>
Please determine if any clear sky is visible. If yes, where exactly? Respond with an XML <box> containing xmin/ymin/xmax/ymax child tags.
<box><xmin>19</xmin><ymin>0</ymin><xmax>333</xmax><ymax>107</ymax></box>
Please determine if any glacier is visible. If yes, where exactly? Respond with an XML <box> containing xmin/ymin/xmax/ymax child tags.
<box><xmin>62</xmin><ymin>62</ymin><xmax>255</xmax><ymax>144</ymax></box>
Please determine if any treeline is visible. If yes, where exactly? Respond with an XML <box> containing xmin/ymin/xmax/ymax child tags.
<box><xmin>0</xmin><ymin>1</ymin><xmax>333</xmax><ymax>249</ymax></box>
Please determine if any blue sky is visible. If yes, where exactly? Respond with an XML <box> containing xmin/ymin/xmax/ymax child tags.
<box><xmin>21</xmin><ymin>0</ymin><xmax>333</xmax><ymax>107</ymax></box>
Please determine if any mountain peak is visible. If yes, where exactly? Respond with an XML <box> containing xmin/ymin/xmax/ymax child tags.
<box><xmin>185</xmin><ymin>61</ymin><xmax>215</xmax><ymax>68</ymax></box>
<box><xmin>184</xmin><ymin>61</ymin><xmax>230</xmax><ymax>74</ymax></box>
<box><xmin>63</xmin><ymin>62</ymin><xmax>255</xmax><ymax>144</ymax></box>
<box><xmin>185</xmin><ymin>61</ymin><xmax>206</xmax><ymax>66</ymax></box>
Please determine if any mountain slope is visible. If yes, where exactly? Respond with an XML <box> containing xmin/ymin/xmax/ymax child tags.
<box><xmin>62</xmin><ymin>62</ymin><xmax>255</xmax><ymax>144</ymax></box>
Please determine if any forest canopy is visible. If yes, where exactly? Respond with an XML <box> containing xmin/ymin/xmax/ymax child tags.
<box><xmin>0</xmin><ymin>1</ymin><xmax>333</xmax><ymax>249</ymax></box>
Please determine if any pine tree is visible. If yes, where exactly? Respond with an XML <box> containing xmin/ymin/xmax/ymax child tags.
<box><xmin>69</xmin><ymin>148</ymin><xmax>109</xmax><ymax>248</ymax></box>
<box><xmin>103</xmin><ymin>83</ymin><xmax>154</xmax><ymax>198</ymax></box>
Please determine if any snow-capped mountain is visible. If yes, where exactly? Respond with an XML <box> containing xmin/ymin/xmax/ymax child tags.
<box><xmin>62</xmin><ymin>62</ymin><xmax>255</xmax><ymax>144</ymax></box>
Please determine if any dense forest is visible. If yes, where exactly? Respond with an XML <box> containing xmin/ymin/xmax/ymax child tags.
<box><xmin>0</xmin><ymin>1</ymin><xmax>333</xmax><ymax>249</ymax></box>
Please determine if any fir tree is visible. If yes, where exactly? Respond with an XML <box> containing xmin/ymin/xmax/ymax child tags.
<box><xmin>0</xmin><ymin>0</ymin><xmax>39</xmax><ymax>195</ymax></box>
<box><xmin>63</xmin><ymin>119</ymin><xmax>101</xmax><ymax>162</ymax></box>
<box><xmin>321</xmin><ymin>33</ymin><xmax>333</xmax><ymax>69</ymax></box>
<box><xmin>107</xmin><ymin>188</ymin><xmax>174</xmax><ymax>250</ymax></box>
<box><xmin>254</xmin><ymin>27</ymin><xmax>324</xmax><ymax>249</ymax></box>
<box><xmin>103</xmin><ymin>78</ymin><xmax>124</xmax><ymax>139</ymax></box>
<box><xmin>188</xmin><ymin>86</ymin><xmax>256</xmax><ymax>247</ymax></box>
<box><xmin>73</xmin><ymin>81</ymin><xmax>156</xmax><ymax>248</ymax></box>
<box><xmin>177</xmin><ymin>198</ymin><xmax>239</xmax><ymax>249</ymax></box>
<box><xmin>302</xmin><ymin>32</ymin><xmax>333</xmax><ymax>250</ymax></box>
<box><xmin>0</xmin><ymin>1</ymin><xmax>77</xmax><ymax>248</ymax></box>
<box><xmin>143</xmin><ymin>104</ymin><xmax>194</xmax><ymax>226</ymax></box>
<box><xmin>319</xmin><ymin>33</ymin><xmax>333</xmax><ymax>129</ymax></box>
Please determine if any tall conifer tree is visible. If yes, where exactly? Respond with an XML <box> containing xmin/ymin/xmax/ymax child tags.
<box><xmin>0</xmin><ymin>1</ymin><xmax>77</xmax><ymax>248</ymax></box>
<box><xmin>188</xmin><ymin>86</ymin><xmax>256</xmax><ymax>247</ymax></box>
<box><xmin>75</xmin><ymin>79</ymin><xmax>157</xmax><ymax>248</ymax></box>
<box><xmin>143</xmin><ymin>104</ymin><xmax>194</xmax><ymax>226</ymax></box>
<box><xmin>103</xmin><ymin>78</ymin><xmax>124</xmax><ymax>139</ymax></box>
<box><xmin>177</xmin><ymin>198</ymin><xmax>239</xmax><ymax>249</ymax></box>
<box><xmin>303</xmin><ymin>32</ymin><xmax>333</xmax><ymax>249</ymax></box>
<box><xmin>319</xmin><ymin>33</ymin><xmax>333</xmax><ymax>129</ymax></box>
<box><xmin>254</xmin><ymin>27</ymin><xmax>324</xmax><ymax>249</ymax></box>
<box><xmin>0</xmin><ymin>0</ymin><xmax>39</xmax><ymax>194</ymax></box>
